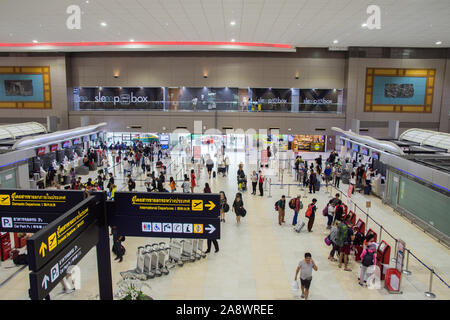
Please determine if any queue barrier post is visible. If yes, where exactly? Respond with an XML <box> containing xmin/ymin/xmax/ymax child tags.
<box><xmin>403</xmin><ymin>249</ymin><xmax>412</xmax><ymax>275</ymax></box>
<box><xmin>379</xmin><ymin>225</ymin><xmax>383</xmax><ymax>243</ymax></box>
<box><xmin>268</xmin><ymin>179</ymin><xmax>272</xmax><ymax>198</ymax></box>
<box><xmin>425</xmin><ymin>269</ymin><xmax>436</xmax><ymax>298</ymax></box>
<box><xmin>392</xmin><ymin>239</ymin><xmax>398</xmax><ymax>263</ymax></box>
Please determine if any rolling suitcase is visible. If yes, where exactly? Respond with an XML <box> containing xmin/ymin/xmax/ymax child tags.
<box><xmin>294</xmin><ymin>220</ymin><xmax>305</xmax><ymax>233</ymax></box>
<box><xmin>213</xmin><ymin>171</ymin><xmax>216</xmax><ymax>178</ymax></box>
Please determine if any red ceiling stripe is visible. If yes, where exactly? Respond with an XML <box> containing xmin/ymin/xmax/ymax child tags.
<box><xmin>0</xmin><ymin>41</ymin><xmax>293</xmax><ymax>49</ymax></box>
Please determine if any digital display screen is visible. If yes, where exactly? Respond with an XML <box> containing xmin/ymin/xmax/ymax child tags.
<box><xmin>82</xmin><ymin>136</ymin><xmax>89</xmax><ymax>142</ymax></box>
<box><xmin>361</xmin><ymin>147</ymin><xmax>369</xmax><ymax>156</ymax></box>
<box><xmin>50</xmin><ymin>144</ymin><xmax>58</xmax><ymax>152</ymax></box>
<box><xmin>353</xmin><ymin>144</ymin><xmax>359</xmax><ymax>152</ymax></box>
<box><xmin>62</xmin><ymin>140</ymin><xmax>70</xmax><ymax>148</ymax></box>
<box><xmin>379</xmin><ymin>242</ymin><xmax>386</xmax><ymax>252</ymax></box>
<box><xmin>372</xmin><ymin>151</ymin><xmax>379</xmax><ymax>160</ymax></box>
<box><xmin>90</xmin><ymin>134</ymin><xmax>97</xmax><ymax>141</ymax></box>
<box><xmin>288</xmin><ymin>135</ymin><xmax>294</xmax><ymax>142</ymax></box>
<box><xmin>346</xmin><ymin>141</ymin><xmax>351</xmax><ymax>149</ymax></box>
<box><xmin>36</xmin><ymin>147</ymin><xmax>46</xmax><ymax>156</ymax></box>
<box><xmin>72</xmin><ymin>138</ymin><xmax>81</xmax><ymax>145</ymax></box>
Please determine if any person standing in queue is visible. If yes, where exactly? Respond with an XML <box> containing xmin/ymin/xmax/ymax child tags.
<box><xmin>258</xmin><ymin>170</ymin><xmax>264</xmax><ymax>196</ymax></box>
<box><xmin>309</xmin><ymin>170</ymin><xmax>317</xmax><ymax>194</ymax></box>
<box><xmin>276</xmin><ymin>195</ymin><xmax>286</xmax><ymax>226</ymax></box>
<box><xmin>232</xmin><ymin>192</ymin><xmax>245</xmax><ymax>225</ymax></box>
<box><xmin>251</xmin><ymin>170</ymin><xmax>258</xmax><ymax>195</ymax></box>
<box><xmin>294</xmin><ymin>252</ymin><xmax>318</xmax><ymax>300</ymax></box>
<box><xmin>292</xmin><ymin>195</ymin><xmax>302</xmax><ymax>226</ymax></box>
<box><xmin>111</xmin><ymin>226</ymin><xmax>125</xmax><ymax>263</ymax></box>
<box><xmin>190</xmin><ymin>169</ymin><xmax>196</xmax><ymax>193</ymax></box>
<box><xmin>305</xmin><ymin>198</ymin><xmax>317</xmax><ymax>232</ymax></box>
<box><xmin>219</xmin><ymin>191</ymin><xmax>228</xmax><ymax>223</ymax></box>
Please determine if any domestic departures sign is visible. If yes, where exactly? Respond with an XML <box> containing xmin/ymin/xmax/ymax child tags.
<box><xmin>0</xmin><ymin>189</ymin><xmax>85</xmax><ymax>233</ymax></box>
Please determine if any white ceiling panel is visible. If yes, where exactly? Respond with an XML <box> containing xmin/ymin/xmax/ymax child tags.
<box><xmin>0</xmin><ymin>0</ymin><xmax>448</xmax><ymax>50</ymax></box>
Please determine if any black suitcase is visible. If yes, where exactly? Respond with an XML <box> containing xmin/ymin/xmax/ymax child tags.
<box><xmin>213</xmin><ymin>171</ymin><xmax>216</xmax><ymax>178</ymax></box>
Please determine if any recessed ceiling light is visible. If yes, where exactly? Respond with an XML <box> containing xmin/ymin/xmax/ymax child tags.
<box><xmin>129</xmin><ymin>39</ymin><xmax>135</xmax><ymax>42</ymax></box>
<box><xmin>32</xmin><ymin>40</ymin><xmax>38</xmax><ymax>43</ymax></box>
<box><xmin>361</xmin><ymin>23</ymin><xmax>367</xmax><ymax>28</ymax></box>
<box><xmin>231</xmin><ymin>38</ymin><xmax>235</xmax><ymax>42</ymax></box>
<box><xmin>435</xmin><ymin>41</ymin><xmax>442</xmax><ymax>45</ymax></box>
<box><xmin>100</xmin><ymin>22</ymin><xmax>107</xmax><ymax>27</ymax></box>
<box><xmin>85</xmin><ymin>0</ymin><xmax>89</xmax><ymax>3</ymax></box>
<box><xmin>333</xmin><ymin>40</ymin><xmax>339</xmax><ymax>44</ymax></box>
<box><xmin>230</xmin><ymin>21</ymin><xmax>236</xmax><ymax>26</ymax></box>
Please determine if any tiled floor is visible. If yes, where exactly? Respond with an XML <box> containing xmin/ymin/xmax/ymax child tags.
<box><xmin>0</xmin><ymin>144</ymin><xmax>449</xmax><ymax>300</ymax></box>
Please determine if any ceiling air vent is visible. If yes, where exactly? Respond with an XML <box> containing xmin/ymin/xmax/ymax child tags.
<box><xmin>176</xmin><ymin>126</ymin><xmax>187</xmax><ymax>129</ymax></box>
<box><xmin>360</xmin><ymin>128</ymin><xmax>369</xmax><ymax>132</ymax></box>
<box><xmin>315</xmin><ymin>128</ymin><xmax>326</xmax><ymax>131</ymax></box>
<box><xmin>127</xmin><ymin>125</ymin><xmax>142</xmax><ymax>129</ymax></box>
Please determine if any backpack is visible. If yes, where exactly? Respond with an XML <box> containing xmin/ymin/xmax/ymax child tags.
<box><xmin>289</xmin><ymin>198</ymin><xmax>296</xmax><ymax>209</ymax></box>
<box><xmin>223</xmin><ymin>203</ymin><xmax>230</xmax><ymax>213</ymax></box>
<box><xmin>336</xmin><ymin>223</ymin><xmax>349</xmax><ymax>247</ymax></box>
<box><xmin>275</xmin><ymin>201</ymin><xmax>279</xmax><ymax>211</ymax></box>
<box><xmin>362</xmin><ymin>250</ymin><xmax>375</xmax><ymax>267</ymax></box>
<box><xmin>305</xmin><ymin>204</ymin><xmax>313</xmax><ymax>218</ymax></box>
<box><xmin>322</xmin><ymin>204</ymin><xmax>329</xmax><ymax>216</ymax></box>
<box><xmin>353</xmin><ymin>232</ymin><xmax>365</xmax><ymax>246</ymax></box>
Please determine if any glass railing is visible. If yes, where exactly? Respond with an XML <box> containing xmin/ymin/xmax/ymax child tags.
<box><xmin>77</xmin><ymin>101</ymin><xmax>344</xmax><ymax>114</ymax></box>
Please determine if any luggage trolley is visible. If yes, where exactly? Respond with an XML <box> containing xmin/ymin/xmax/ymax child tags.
<box><xmin>168</xmin><ymin>239</ymin><xmax>184</xmax><ymax>267</ymax></box>
<box><xmin>143</xmin><ymin>245</ymin><xmax>156</xmax><ymax>279</ymax></box>
<box><xmin>158</xmin><ymin>242</ymin><xmax>170</xmax><ymax>275</ymax></box>
<box><xmin>135</xmin><ymin>246</ymin><xmax>146</xmax><ymax>274</ymax></box>
<box><xmin>196</xmin><ymin>239</ymin><xmax>206</xmax><ymax>259</ymax></box>
<box><xmin>181</xmin><ymin>239</ymin><xmax>197</xmax><ymax>262</ymax></box>
<box><xmin>151</xmin><ymin>243</ymin><xmax>163</xmax><ymax>277</ymax></box>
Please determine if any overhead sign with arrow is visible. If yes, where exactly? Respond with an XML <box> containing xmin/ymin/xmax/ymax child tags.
<box><xmin>29</xmin><ymin>222</ymin><xmax>99</xmax><ymax>300</ymax></box>
<box><xmin>114</xmin><ymin>192</ymin><xmax>220</xmax><ymax>217</ymax></box>
<box><xmin>26</xmin><ymin>196</ymin><xmax>98</xmax><ymax>272</ymax></box>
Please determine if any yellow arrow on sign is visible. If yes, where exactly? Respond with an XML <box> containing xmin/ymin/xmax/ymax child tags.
<box><xmin>39</xmin><ymin>242</ymin><xmax>48</xmax><ymax>257</ymax></box>
<box><xmin>205</xmin><ymin>201</ymin><xmax>215</xmax><ymax>211</ymax></box>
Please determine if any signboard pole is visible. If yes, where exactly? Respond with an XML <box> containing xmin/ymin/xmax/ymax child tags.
<box><xmin>96</xmin><ymin>193</ymin><xmax>113</xmax><ymax>300</ymax></box>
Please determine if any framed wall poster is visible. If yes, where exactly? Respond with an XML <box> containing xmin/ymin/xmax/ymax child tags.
<box><xmin>364</xmin><ymin>68</ymin><xmax>435</xmax><ymax>113</ymax></box>
<box><xmin>0</xmin><ymin>66</ymin><xmax>51</xmax><ymax>109</ymax></box>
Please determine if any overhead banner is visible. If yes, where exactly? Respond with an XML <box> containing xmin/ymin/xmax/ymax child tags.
<box><xmin>0</xmin><ymin>190</ymin><xmax>85</xmax><ymax>213</ymax></box>
<box><xmin>113</xmin><ymin>192</ymin><xmax>220</xmax><ymax>218</ymax></box>
<box><xmin>109</xmin><ymin>215</ymin><xmax>220</xmax><ymax>240</ymax></box>
<box><xmin>27</xmin><ymin>197</ymin><xmax>98</xmax><ymax>271</ymax></box>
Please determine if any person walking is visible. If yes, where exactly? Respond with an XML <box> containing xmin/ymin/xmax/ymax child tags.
<box><xmin>182</xmin><ymin>176</ymin><xmax>191</xmax><ymax>193</ymax></box>
<box><xmin>127</xmin><ymin>174</ymin><xmax>135</xmax><ymax>192</ymax></box>
<box><xmin>232</xmin><ymin>192</ymin><xmax>245</xmax><ymax>225</ymax></box>
<box><xmin>276</xmin><ymin>195</ymin><xmax>286</xmax><ymax>226</ymax></box>
<box><xmin>204</xmin><ymin>182</ymin><xmax>211</xmax><ymax>193</ymax></box>
<box><xmin>324</xmin><ymin>165</ymin><xmax>332</xmax><ymax>187</ymax></box>
<box><xmin>258</xmin><ymin>170</ymin><xmax>264</xmax><ymax>196</ymax></box>
<box><xmin>190</xmin><ymin>169</ymin><xmax>196</xmax><ymax>193</ymax></box>
<box><xmin>334</xmin><ymin>165</ymin><xmax>342</xmax><ymax>188</ymax></box>
<box><xmin>305</xmin><ymin>198</ymin><xmax>317</xmax><ymax>232</ymax></box>
<box><xmin>219</xmin><ymin>191</ymin><xmax>228</xmax><ymax>223</ymax></box>
<box><xmin>294</xmin><ymin>252</ymin><xmax>318</xmax><ymax>300</ymax></box>
<box><xmin>145</xmin><ymin>173</ymin><xmax>152</xmax><ymax>192</ymax></box>
<box><xmin>292</xmin><ymin>195</ymin><xmax>302</xmax><ymax>226</ymax></box>
<box><xmin>309</xmin><ymin>170</ymin><xmax>317</xmax><ymax>194</ymax></box>
<box><xmin>111</xmin><ymin>226</ymin><xmax>125</xmax><ymax>263</ymax></box>
<box><xmin>328</xmin><ymin>221</ymin><xmax>339</xmax><ymax>261</ymax></box>
<box><xmin>251</xmin><ymin>170</ymin><xmax>258</xmax><ymax>195</ymax></box>
<box><xmin>169</xmin><ymin>177</ymin><xmax>177</xmax><ymax>192</ymax></box>
<box><xmin>206</xmin><ymin>157</ymin><xmax>214</xmax><ymax>179</ymax></box>
<box><xmin>326</xmin><ymin>199</ymin><xmax>335</xmax><ymax>229</ymax></box>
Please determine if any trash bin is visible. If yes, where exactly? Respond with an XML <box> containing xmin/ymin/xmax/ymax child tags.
<box><xmin>29</xmin><ymin>179</ymin><xmax>37</xmax><ymax>189</ymax></box>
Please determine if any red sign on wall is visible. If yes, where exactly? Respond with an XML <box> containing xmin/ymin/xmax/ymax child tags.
<box><xmin>193</xmin><ymin>146</ymin><xmax>201</xmax><ymax>160</ymax></box>
<box><xmin>50</xmin><ymin>144</ymin><xmax>58</xmax><ymax>152</ymax></box>
<box><xmin>261</xmin><ymin>150</ymin><xmax>268</xmax><ymax>165</ymax></box>
<box><xmin>36</xmin><ymin>147</ymin><xmax>46</xmax><ymax>156</ymax></box>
